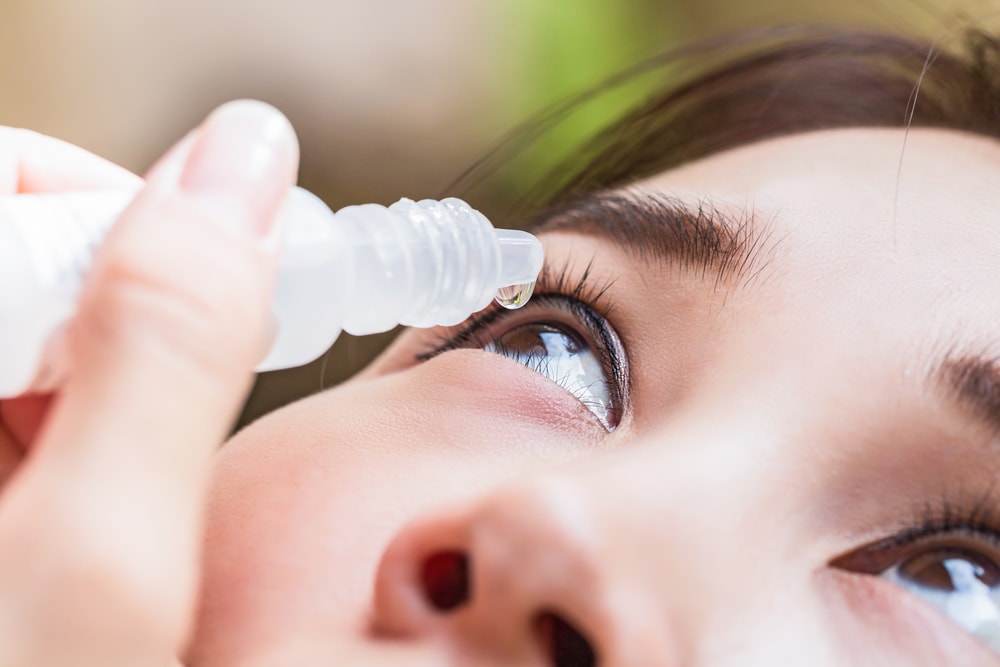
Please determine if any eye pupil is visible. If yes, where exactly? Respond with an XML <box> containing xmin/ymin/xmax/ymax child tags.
<box><xmin>899</xmin><ymin>550</ymin><xmax>1000</xmax><ymax>592</ymax></box>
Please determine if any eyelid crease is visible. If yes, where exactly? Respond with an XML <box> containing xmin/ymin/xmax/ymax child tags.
<box><xmin>831</xmin><ymin>489</ymin><xmax>1000</xmax><ymax>574</ymax></box>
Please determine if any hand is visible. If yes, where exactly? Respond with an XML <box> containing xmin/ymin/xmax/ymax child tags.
<box><xmin>0</xmin><ymin>127</ymin><xmax>143</xmax><ymax>466</ymax></box>
<box><xmin>0</xmin><ymin>100</ymin><xmax>298</xmax><ymax>666</ymax></box>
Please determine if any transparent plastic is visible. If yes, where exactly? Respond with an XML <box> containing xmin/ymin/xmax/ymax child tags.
<box><xmin>0</xmin><ymin>187</ymin><xmax>544</xmax><ymax>397</ymax></box>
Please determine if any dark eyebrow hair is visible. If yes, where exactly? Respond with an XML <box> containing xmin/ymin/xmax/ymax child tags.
<box><xmin>939</xmin><ymin>355</ymin><xmax>1000</xmax><ymax>436</ymax></box>
<box><xmin>526</xmin><ymin>190</ymin><xmax>777</xmax><ymax>287</ymax></box>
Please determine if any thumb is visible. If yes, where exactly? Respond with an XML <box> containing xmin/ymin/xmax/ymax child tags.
<box><xmin>0</xmin><ymin>100</ymin><xmax>298</xmax><ymax>665</ymax></box>
<box><xmin>56</xmin><ymin>97</ymin><xmax>298</xmax><ymax>463</ymax></box>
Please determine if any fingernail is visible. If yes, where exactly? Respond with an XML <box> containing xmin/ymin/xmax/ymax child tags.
<box><xmin>177</xmin><ymin>100</ymin><xmax>298</xmax><ymax>237</ymax></box>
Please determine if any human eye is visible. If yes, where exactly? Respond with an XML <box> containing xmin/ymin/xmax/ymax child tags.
<box><xmin>417</xmin><ymin>264</ymin><xmax>629</xmax><ymax>431</ymax></box>
<box><xmin>833</xmin><ymin>503</ymin><xmax>1000</xmax><ymax>653</ymax></box>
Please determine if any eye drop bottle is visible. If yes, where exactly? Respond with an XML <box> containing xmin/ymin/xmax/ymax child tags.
<box><xmin>0</xmin><ymin>187</ymin><xmax>544</xmax><ymax>397</ymax></box>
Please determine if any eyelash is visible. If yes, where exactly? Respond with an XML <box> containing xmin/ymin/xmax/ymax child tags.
<box><xmin>833</xmin><ymin>491</ymin><xmax>1000</xmax><ymax>573</ymax></box>
<box><xmin>416</xmin><ymin>261</ymin><xmax>629</xmax><ymax>422</ymax></box>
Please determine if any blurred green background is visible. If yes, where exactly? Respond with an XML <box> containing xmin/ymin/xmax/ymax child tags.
<box><xmin>0</xmin><ymin>0</ymin><xmax>993</xmax><ymax>421</ymax></box>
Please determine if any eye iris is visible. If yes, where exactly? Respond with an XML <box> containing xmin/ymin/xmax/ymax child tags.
<box><xmin>899</xmin><ymin>551</ymin><xmax>1000</xmax><ymax>592</ymax></box>
<box><xmin>879</xmin><ymin>546</ymin><xmax>1000</xmax><ymax>650</ymax></box>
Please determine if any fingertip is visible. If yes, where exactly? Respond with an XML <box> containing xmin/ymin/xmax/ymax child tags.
<box><xmin>145</xmin><ymin>100</ymin><xmax>299</xmax><ymax>238</ymax></box>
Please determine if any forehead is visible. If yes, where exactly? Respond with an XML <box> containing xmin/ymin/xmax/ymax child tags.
<box><xmin>639</xmin><ymin>127</ymin><xmax>1000</xmax><ymax>269</ymax></box>
<box><xmin>628</xmin><ymin>128</ymin><xmax>1000</xmax><ymax>353</ymax></box>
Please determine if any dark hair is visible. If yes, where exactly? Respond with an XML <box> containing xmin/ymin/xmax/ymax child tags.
<box><xmin>457</xmin><ymin>26</ymin><xmax>1000</xmax><ymax>210</ymax></box>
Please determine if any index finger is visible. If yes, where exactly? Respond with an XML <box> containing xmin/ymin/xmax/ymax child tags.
<box><xmin>0</xmin><ymin>127</ymin><xmax>141</xmax><ymax>194</ymax></box>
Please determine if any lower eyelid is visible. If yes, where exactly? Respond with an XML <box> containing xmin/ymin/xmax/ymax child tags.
<box><xmin>495</xmin><ymin>350</ymin><xmax>616</xmax><ymax>430</ymax></box>
<box><xmin>821</xmin><ymin>568</ymin><xmax>1000</xmax><ymax>663</ymax></box>
<box><xmin>423</xmin><ymin>348</ymin><xmax>616</xmax><ymax>437</ymax></box>
<box><xmin>487</xmin><ymin>318</ymin><xmax>614</xmax><ymax>401</ymax></box>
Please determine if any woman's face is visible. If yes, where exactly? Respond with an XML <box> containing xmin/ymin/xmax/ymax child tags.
<box><xmin>186</xmin><ymin>128</ymin><xmax>1000</xmax><ymax>666</ymax></box>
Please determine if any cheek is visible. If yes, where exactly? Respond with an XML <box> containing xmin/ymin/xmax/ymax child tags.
<box><xmin>189</xmin><ymin>351</ymin><xmax>606</xmax><ymax>660</ymax></box>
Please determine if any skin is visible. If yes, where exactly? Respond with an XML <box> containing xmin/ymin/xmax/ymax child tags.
<box><xmin>0</xmin><ymin>118</ymin><xmax>998</xmax><ymax>665</ymax></box>
<box><xmin>184</xmin><ymin>127</ymin><xmax>1000</xmax><ymax>665</ymax></box>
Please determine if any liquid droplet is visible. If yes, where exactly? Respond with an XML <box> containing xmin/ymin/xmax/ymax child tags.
<box><xmin>495</xmin><ymin>280</ymin><xmax>536</xmax><ymax>309</ymax></box>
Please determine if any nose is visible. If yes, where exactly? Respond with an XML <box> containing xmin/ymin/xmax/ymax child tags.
<box><xmin>372</xmin><ymin>476</ymin><xmax>677</xmax><ymax>666</ymax></box>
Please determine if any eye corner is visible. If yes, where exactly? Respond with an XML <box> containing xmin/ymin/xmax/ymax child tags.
<box><xmin>828</xmin><ymin>545</ymin><xmax>883</xmax><ymax>577</ymax></box>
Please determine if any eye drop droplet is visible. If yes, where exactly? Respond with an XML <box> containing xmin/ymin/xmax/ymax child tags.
<box><xmin>495</xmin><ymin>281</ymin><xmax>536</xmax><ymax>310</ymax></box>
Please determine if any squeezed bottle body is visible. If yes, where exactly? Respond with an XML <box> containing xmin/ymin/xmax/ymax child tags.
<box><xmin>0</xmin><ymin>190</ymin><xmax>130</xmax><ymax>396</ymax></box>
<box><xmin>0</xmin><ymin>188</ymin><xmax>543</xmax><ymax>397</ymax></box>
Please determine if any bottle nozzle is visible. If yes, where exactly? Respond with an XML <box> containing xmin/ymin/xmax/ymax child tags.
<box><xmin>0</xmin><ymin>186</ymin><xmax>549</xmax><ymax>391</ymax></box>
<box><xmin>494</xmin><ymin>228</ymin><xmax>544</xmax><ymax>286</ymax></box>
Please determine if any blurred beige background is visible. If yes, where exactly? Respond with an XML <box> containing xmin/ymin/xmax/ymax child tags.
<box><xmin>0</xmin><ymin>0</ymin><xmax>993</xmax><ymax>421</ymax></box>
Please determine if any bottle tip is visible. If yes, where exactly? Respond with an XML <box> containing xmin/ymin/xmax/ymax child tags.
<box><xmin>495</xmin><ymin>229</ymin><xmax>544</xmax><ymax>288</ymax></box>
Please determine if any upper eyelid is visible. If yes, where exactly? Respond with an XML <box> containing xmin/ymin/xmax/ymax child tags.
<box><xmin>832</xmin><ymin>526</ymin><xmax>1000</xmax><ymax>576</ymax></box>
<box><xmin>417</xmin><ymin>292</ymin><xmax>604</xmax><ymax>360</ymax></box>
<box><xmin>416</xmin><ymin>259</ymin><xmax>619</xmax><ymax>358</ymax></box>
<box><xmin>527</xmin><ymin>258</ymin><xmax>618</xmax><ymax>318</ymax></box>
<box><xmin>831</xmin><ymin>492</ymin><xmax>1000</xmax><ymax>575</ymax></box>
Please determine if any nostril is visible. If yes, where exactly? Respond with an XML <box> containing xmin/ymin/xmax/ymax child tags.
<box><xmin>420</xmin><ymin>550</ymin><xmax>470</xmax><ymax>611</ymax></box>
<box><xmin>535</xmin><ymin>611</ymin><xmax>597</xmax><ymax>667</ymax></box>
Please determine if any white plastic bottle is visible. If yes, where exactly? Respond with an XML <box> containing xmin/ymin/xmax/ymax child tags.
<box><xmin>0</xmin><ymin>187</ymin><xmax>544</xmax><ymax>397</ymax></box>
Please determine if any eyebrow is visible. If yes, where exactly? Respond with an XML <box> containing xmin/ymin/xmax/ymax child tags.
<box><xmin>938</xmin><ymin>355</ymin><xmax>1000</xmax><ymax>436</ymax></box>
<box><xmin>527</xmin><ymin>190</ymin><xmax>776</xmax><ymax>288</ymax></box>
